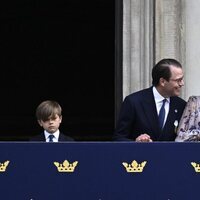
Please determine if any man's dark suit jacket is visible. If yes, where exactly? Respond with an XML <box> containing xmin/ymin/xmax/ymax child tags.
<box><xmin>30</xmin><ymin>132</ymin><xmax>74</xmax><ymax>142</ymax></box>
<box><xmin>113</xmin><ymin>87</ymin><xmax>186</xmax><ymax>141</ymax></box>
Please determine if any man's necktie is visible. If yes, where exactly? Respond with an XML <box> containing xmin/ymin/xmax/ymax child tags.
<box><xmin>158</xmin><ymin>99</ymin><xmax>167</xmax><ymax>129</ymax></box>
<box><xmin>48</xmin><ymin>135</ymin><xmax>54</xmax><ymax>142</ymax></box>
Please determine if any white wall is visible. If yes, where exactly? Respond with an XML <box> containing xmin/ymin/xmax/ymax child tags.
<box><xmin>185</xmin><ymin>0</ymin><xmax>200</xmax><ymax>100</ymax></box>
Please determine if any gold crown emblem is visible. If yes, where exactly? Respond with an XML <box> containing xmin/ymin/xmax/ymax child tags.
<box><xmin>0</xmin><ymin>160</ymin><xmax>10</xmax><ymax>172</ymax></box>
<box><xmin>54</xmin><ymin>160</ymin><xmax>78</xmax><ymax>173</ymax></box>
<box><xmin>191</xmin><ymin>162</ymin><xmax>200</xmax><ymax>172</ymax></box>
<box><xmin>122</xmin><ymin>160</ymin><xmax>147</xmax><ymax>173</ymax></box>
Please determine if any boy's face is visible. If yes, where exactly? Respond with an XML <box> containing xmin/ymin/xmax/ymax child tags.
<box><xmin>38</xmin><ymin>114</ymin><xmax>62</xmax><ymax>133</ymax></box>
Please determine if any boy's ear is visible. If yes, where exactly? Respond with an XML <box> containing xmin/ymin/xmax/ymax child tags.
<box><xmin>60</xmin><ymin>115</ymin><xmax>62</xmax><ymax>122</ymax></box>
<box><xmin>38</xmin><ymin>120</ymin><xmax>43</xmax><ymax>127</ymax></box>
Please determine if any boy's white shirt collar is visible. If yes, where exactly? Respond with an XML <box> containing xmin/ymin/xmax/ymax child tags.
<box><xmin>44</xmin><ymin>130</ymin><xmax>59</xmax><ymax>142</ymax></box>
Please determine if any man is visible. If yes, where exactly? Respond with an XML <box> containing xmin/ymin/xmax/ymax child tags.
<box><xmin>113</xmin><ymin>58</ymin><xmax>186</xmax><ymax>142</ymax></box>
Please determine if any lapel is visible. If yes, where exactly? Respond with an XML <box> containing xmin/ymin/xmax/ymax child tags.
<box><xmin>40</xmin><ymin>133</ymin><xmax>46</xmax><ymax>141</ymax></box>
<box><xmin>58</xmin><ymin>133</ymin><xmax>66</xmax><ymax>141</ymax></box>
<box><xmin>141</xmin><ymin>88</ymin><xmax>161</xmax><ymax>139</ymax></box>
<box><xmin>58</xmin><ymin>133</ymin><xmax>63</xmax><ymax>141</ymax></box>
<box><xmin>158</xmin><ymin>97</ymin><xmax>180</xmax><ymax>140</ymax></box>
<box><xmin>163</xmin><ymin>97</ymin><xmax>177</xmax><ymax>132</ymax></box>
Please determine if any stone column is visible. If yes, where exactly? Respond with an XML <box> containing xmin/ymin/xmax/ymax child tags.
<box><xmin>123</xmin><ymin>0</ymin><xmax>154</xmax><ymax>99</ymax></box>
<box><xmin>155</xmin><ymin>0</ymin><xmax>186</xmax><ymax>98</ymax></box>
<box><xmin>123</xmin><ymin>0</ymin><xmax>186</xmax><ymax>99</ymax></box>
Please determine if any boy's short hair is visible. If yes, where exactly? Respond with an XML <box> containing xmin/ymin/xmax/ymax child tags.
<box><xmin>36</xmin><ymin>100</ymin><xmax>62</xmax><ymax>121</ymax></box>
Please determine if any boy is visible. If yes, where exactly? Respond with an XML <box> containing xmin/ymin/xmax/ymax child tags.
<box><xmin>30</xmin><ymin>100</ymin><xmax>74</xmax><ymax>142</ymax></box>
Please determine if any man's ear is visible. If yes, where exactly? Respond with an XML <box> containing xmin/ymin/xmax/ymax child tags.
<box><xmin>159</xmin><ymin>77</ymin><xmax>166</xmax><ymax>86</ymax></box>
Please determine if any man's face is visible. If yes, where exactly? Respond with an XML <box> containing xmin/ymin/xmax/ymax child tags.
<box><xmin>162</xmin><ymin>65</ymin><xmax>184</xmax><ymax>97</ymax></box>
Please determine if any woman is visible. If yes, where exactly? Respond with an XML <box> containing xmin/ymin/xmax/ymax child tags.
<box><xmin>175</xmin><ymin>96</ymin><xmax>200</xmax><ymax>142</ymax></box>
